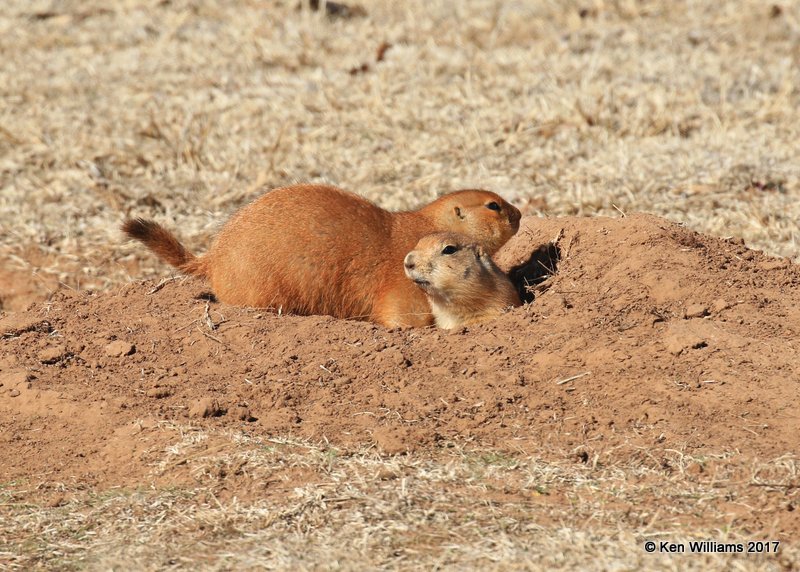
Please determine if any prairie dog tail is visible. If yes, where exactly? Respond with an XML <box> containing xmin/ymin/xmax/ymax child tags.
<box><xmin>122</xmin><ymin>218</ymin><xmax>207</xmax><ymax>277</ymax></box>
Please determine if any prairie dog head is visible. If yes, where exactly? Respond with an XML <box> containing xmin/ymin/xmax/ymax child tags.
<box><xmin>420</xmin><ymin>190</ymin><xmax>521</xmax><ymax>255</ymax></box>
<box><xmin>404</xmin><ymin>232</ymin><xmax>520</xmax><ymax>329</ymax></box>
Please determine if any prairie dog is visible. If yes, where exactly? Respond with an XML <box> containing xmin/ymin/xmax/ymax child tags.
<box><xmin>122</xmin><ymin>184</ymin><xmax>520</xmax><ymax>327</ymax></box>
<box><xmin>404</xmin><ymin>232</ymin><xmax>521</xmax><ymax>329</ymax></box>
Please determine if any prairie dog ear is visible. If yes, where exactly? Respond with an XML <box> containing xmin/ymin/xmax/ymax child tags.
<box><xmin>453</xmin><ymin>206</ymin><xmax>464</xmax><ymax>219</ymax></box>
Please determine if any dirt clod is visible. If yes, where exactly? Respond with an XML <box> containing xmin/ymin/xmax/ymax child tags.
<box><xmin>38</xmin><ymin>347</ymin><xmax>67</xmax><ymax>364</ymax></box>
<box><xmin>104</xmin><ymin>341</ymin><xmax>136</xmax><ymax>358</ymax></box>
<box><xmin>234</xmin><ymin>405</ymin><xmax>253</xmax><ymax>421</ymax></box>
<box><xmin>0</xmin><ymin>317</ymin><xmax>52</xmax><ymax>338</ymax></box>
<box><xmin>665</xmin><ymin>332</ymin><xmax>707</xmax><ymax>355</ymax></box>
<box><xmin>146</xmin><ymin>387</ymin><xmax>171</xmax><ymax>399</ymax></box>
<box><xmin>711</xmin><ymin>298</ymin><xmax>730</xmax><ymax>313</ymax></box>
<box><xmin>190</xmin><ymin>398</ymin><xmax>225</xmax><ymax>418</ymax></box>
<box><xmin>683</xmin><ymin>303</ymin><xmax>709</xmax><ymax>319</ymax></box>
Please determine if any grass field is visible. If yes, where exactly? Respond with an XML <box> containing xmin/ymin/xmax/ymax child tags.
<box><xmin>1</xmin><ymin>0</ymin><xmax>799</xmax><ymax>569</ymax></box>
<box><xmin>4</xmin><ymin>426</ymin><xmax>799</xmax><ymax>570</ymax></box>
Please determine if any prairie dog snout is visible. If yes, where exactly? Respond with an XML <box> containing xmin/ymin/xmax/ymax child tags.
<box><xmin>404</xmin><ymin>232</ymin><xmax>521</xmax><ymax>329</ymax></box>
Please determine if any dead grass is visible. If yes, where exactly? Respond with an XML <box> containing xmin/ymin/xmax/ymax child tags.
<box><xmin>2</xmin><ymin>425</ymin><xmax>798</xmax><ymax>570</ymax></box>
<box><xmin>1</xmin><ymin>0</ymin><xmax>799</xmax><ymax>568</ymax></box>
<box><xmin>1</xmin><ymin>0</ymin><xmax>799</xmax><ymax>306</ymax></box>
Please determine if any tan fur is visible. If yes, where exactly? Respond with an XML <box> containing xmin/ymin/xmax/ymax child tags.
<box><xmin>404</xmin><ymin>232</ymin><xmax>521</xmax><ymax>329</ymax></box>
<box><xmin>122</xmin><ymin>184</ymin><xmax>520</xmax><ymax>327</ymax></box>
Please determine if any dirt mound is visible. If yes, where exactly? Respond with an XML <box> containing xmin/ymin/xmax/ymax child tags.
<box><xmin>1</xmin><ymin>214</ymin><xmax>799</xmax><ymax>489</ymax></box>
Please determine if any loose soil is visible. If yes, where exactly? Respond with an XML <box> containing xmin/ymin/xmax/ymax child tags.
<box><xmin>2</xmin><ymin>214</ymin><xmax>798</xmax><ymax>538</ymax></box>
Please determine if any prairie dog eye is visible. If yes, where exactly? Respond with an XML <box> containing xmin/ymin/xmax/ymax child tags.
<box><xmin>486</xmin><ymin>201</ymin><xmax>501</xmax><ymax>211</ymax></box>
<box><xmin>441</xmin><ymin>245</ymin><xmax>458</xmax><ymax>255</ymax></box>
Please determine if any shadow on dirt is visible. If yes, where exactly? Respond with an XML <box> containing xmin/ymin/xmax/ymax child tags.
<box><xmin>506</xmin><ymin>242</ymin><xmax>561</xmax><ymax>304</ymax></box>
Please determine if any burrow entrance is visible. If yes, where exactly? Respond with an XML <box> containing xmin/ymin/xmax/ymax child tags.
<box><xmin>506</xmin><ymin>242</ymin><xmax>561</xmax><ymax>304</ymax></box>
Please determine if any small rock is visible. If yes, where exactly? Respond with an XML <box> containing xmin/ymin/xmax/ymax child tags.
<box><xmin>710</xmin><ymin>298</ymin><xmax>730</xmax><ymax>313</ymax></box>
<box><xmin>146</xmin><ymin>387</ymin><xmax>171</xmax><ymax>399</ymax></box>
<box><xmin>8</xmin><ymin>389</ymin><xmax>20</xmax><ymax>397</ymax></box>
<box><xmin>189</xmin><ymin>397</ymin><xmax>224</xmax><ymax>418</ymax></box>
<box><xmin>684</xmin><ymin>304</ymin><xmax>709</xmax><ymax>319</ymax></box>
<box><xmin>105</xmin><ymin>340</ymin><xmax>136</xmax><ymax>358</ymax></box>
<box><xmin>38</xmin><ymin>347</ymin><xmax>66</xmax><ymax>364</ymax></box>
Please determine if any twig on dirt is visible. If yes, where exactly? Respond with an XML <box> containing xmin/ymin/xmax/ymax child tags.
<box><xmin>203</xmin><ymin>300</ymin><xmax>217</xmax><ymax>330</ymax></box>
<box><xmin>147</xmin><ymin>276</ymin><xmax>181</xmax><ymax>295</ymax></box>
<box><xmin>173</xmin><ymin>319</ymin><xmax>199</xmax><ymax>334</ymax></box>
<box><xmin>563</xmin><ymin>232</ymin><xmax>578</xmax><ymax>259</ymax></box>
<box><xmin>197</xmin><ymin>327</ymin><xmax>224</xmax><ymax>345</ymax></box>
<box><xmin>612</xmin><ymin>203</ymin><xmax>627</xmax><ymax>217</ymax></box>
<box><xmin>555</xmin><ymin>371</ymin><xmax>591</xmax><ymax>385</ymax></box>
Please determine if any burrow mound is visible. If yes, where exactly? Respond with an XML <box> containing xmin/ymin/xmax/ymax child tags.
<box><xmin>1</xmin><ymin>214</ymin><xmax>799</xmax><ymax>487</ymax></box>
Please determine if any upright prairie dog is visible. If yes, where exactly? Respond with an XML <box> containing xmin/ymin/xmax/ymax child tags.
<box><xmin>404</xmin><ymin>232</ymin><xmax>521</xmax><ymax>329</ymax></box>
<box><xmin>123</xmin><ymin>184</ymin><xmax>520</xmax><ymax>327</ymax></box>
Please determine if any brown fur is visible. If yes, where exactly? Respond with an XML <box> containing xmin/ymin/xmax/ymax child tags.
<box><xmin>122</xmin><ymin>184</ymin><xmax>520</xmax><ymax>327</ymax></box>
<box><xmin>404</xmin><ymin>232</ymin><xmax>521</xmax><ymax>329</ymax></box>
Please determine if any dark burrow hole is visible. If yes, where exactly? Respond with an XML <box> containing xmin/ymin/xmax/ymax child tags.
<box><xmin>195</xmin><ymin>291</ymin><xmax>218</xmax><ymax>302</ymax></box>
<box><xmin>507</xmin><ymin>242</ymin><xmax>561</xmax><ymax>304</ymax></box>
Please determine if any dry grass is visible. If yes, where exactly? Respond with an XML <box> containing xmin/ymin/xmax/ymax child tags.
<box><xmin>1</xmin><ymin>0</ymin><xmax>799</xmax><ymax>301</ymax></box>
<box><xmin>2</xmin><ymin>425</ymin><xmax>798</xmax><ymax>571</ymax></box>
<box><xmin>2</xmin><ymin>0</ymin><xmax>799</xmax><ymax>568</ymax></box>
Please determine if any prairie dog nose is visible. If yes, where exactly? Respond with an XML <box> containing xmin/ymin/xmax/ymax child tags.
<box><xmin>404</xmin><ymin>252</ymin><xmax>416</xmax><ymax>270</ymax></box>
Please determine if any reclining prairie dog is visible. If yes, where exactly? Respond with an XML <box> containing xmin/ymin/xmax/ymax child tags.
<box><xmin>404</xmin><ymin>232</ymin><xmax>521</xmax><ymax>329</ymax></box>
<box><xmin>122</xmin><ymin>183</ymin><xmax>520</xmax><ymax>327</ymax></box>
